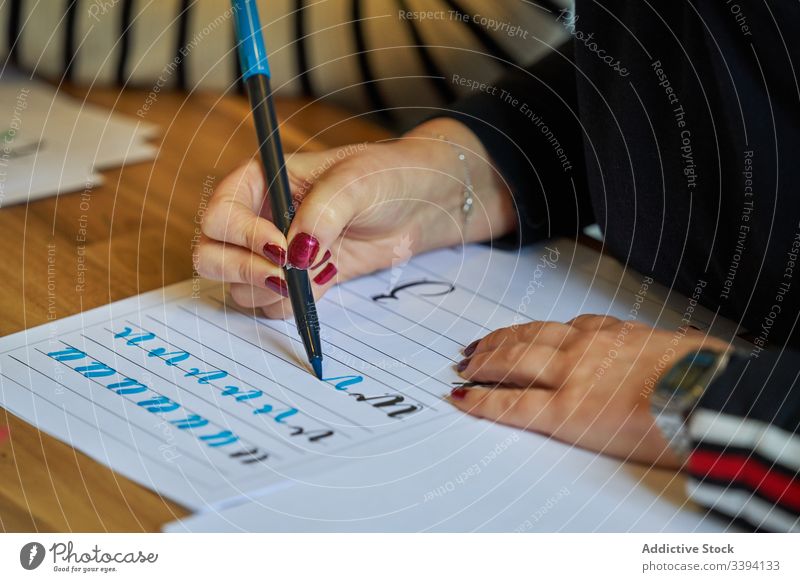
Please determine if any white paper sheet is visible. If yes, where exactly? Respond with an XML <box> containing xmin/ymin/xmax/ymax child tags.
<box><xmin>0</xmin><ymin>240</ymin><xmax>739</xmax><ymax>528</ymax></box>
<box><xmin>164</xmin><ymin>422</ymin><xmax>731</xmax><ymax>532</ymax></box>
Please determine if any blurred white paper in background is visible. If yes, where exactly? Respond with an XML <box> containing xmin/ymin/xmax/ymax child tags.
<box><xmin>0</xmin><ymin>71</ymin><xmax>158</xmax><ymax>206</ymax></box>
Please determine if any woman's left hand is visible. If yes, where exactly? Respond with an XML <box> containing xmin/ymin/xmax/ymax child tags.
<box><xmin>448</xmin><ymin>316</ymin><xmax>731</xmax><ymax>468</ymax></box>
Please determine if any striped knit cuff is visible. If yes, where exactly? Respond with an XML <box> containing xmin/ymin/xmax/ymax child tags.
<box><xmin>685</xmin><ymin>353</ymin><xmax>800</xmax><ymax>532</ymax></box>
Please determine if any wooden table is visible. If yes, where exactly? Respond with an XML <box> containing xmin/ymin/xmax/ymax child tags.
<box><xmin>0</xmin><ymin>86</ymin><xmax>391</xmax><ymax>532</ymax></box>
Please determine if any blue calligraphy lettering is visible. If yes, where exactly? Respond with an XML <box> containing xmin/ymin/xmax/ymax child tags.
<box><xmin>185</xmin><ymin>368</ymin><xmax>228</xmax><ymax>384</ymax></box>
<box><xmin>136</xmin><ymin>395</ymin><xmax>181</xmax><ymax>413</ymax></box>
<box><xmin>323</xmin><ymin>375</ymin><xmax>364</xmax><ymax>391</ymax></box>
<box><xmin>74</xmin><ymin>361</ymin><xmax>117</xmax><ymax>378</ymax></box>
<box><xmin>221</xmin><ymin>385</ymin><xmax>263</xmax><ymax>401</ymax></box>
<box><xmin>106</xmin><ymin>377</ymin><xmax>148</xmax><ymax>395</ymax></box>
<box><xmin>114</xmin><ymin>327</ymin><xmax>156</xmax><ymax>345</ymax></box>
<box><xmin>171</xmin><ymin>414</ymin><xmax>209</xmax><ymax>429</ymax></box>
<box><xmin>46</xmin><ymin>346</ymin><xmax>87</xmax><ymax>362</ymax></box>
<box><xmin>147</xmin><ymin>347</ymin><xmax>190</xmax><ymax>365</ymax></box>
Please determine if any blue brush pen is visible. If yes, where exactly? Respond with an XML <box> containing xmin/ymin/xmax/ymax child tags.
<box><xmin>231</xmin><ymin>0</ymin><xmax>323</xmax><ymax>379</ymax></box>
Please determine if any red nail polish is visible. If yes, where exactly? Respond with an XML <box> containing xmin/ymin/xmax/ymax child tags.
<box><xmin>265</xmin><ymin>276</ymin><xmax>289</xmax><ymax>297</ymax></box>
<box><xmin>450</xmin><ymin>387</ymin><xmax>469</xmax><ymax>401</ymax></box>
<box><xmin>313</xmin><ymin>263</ymin><xmax>337</xmax><ymax>285</ymax></box>
<box><xmin>288</xmin><ymin>232</ymin><xmax>320</xmax><ymax>269</ymax></box>
<box><xmin>310</xmin><ymin>249</ymin><xmax>332</xmax><ymax>270</ymax></box>
<box><xmin>263</xmin><ymin>243</ymin><xmax>287</xmax><ymax>267</ymax></box>
<box><xmin>463</xmin><ymin>340</ymin><xmax>479</xmax><ymax>357</ymax></box>
<box><xmin>456</xmin><ymin>358</ymin><xmax>470</xmax><ymax>372</ymax></box>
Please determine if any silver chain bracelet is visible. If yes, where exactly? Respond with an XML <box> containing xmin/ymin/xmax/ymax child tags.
<box><xmin>437</xmin><ymin>134</ymin><xmax>475</xmax><ymax>236</ymax></box>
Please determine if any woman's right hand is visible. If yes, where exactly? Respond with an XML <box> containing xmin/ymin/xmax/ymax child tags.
<box><xmin>195</xmin><ymin>117</ymin><xmax>516</xmax><ymax>319</ymax></box>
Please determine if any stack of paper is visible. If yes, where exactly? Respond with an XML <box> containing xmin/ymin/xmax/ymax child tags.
<box><xmin>0</xmin><ymin>73</ymin><xmax>158</xmax><ymax>206</ymax></box>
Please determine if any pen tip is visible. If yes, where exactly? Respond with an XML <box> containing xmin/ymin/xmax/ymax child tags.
<box><xmin>311</xmin><ymin>357</ymin><xmax>323</xmax><ymax>380</ymax></box>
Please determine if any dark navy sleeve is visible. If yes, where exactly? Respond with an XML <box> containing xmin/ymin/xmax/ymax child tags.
<box><xmin>437</xmin><ymin>44</ymin><xmax>594</xmax><ymax>247</ymax></box>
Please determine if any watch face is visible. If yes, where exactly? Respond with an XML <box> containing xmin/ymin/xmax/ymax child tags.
<box><xmin>659</xmin><ymin>350</ymin><xmax>719</xmax><ymax>405</ymax></box>
<box><xmin>652</xmin><ymin>350</ymin><xmax>726</xmax><ymax>459</ymax></box>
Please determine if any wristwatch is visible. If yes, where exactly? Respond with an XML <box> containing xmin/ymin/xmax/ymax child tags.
<box><xmin>650</xmin><ymin>348</ymin><xmax>732</xmax><ymax>460</ymax></box>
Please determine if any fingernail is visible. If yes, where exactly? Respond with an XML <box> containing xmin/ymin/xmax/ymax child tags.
<box><xmin>263</xmin><ymin>243</ymin><xmax>287</xmax><ymax>267</ymax></box>
<box><xmin>450</xmin><ymin>387</ymin><xmax>469</xmax><ymax>401</ymax></box>
<box><xmin>313</xmin><ymin>263</ymin><xmax>337</xmax><ymax>285</ymax></box>
<box><xmin>265</xmin><ymin>276</ymin><xmax>289</xmax><ymax>298</ymax></box>
<box><xmin>288</xmin><ymin>232</ymin><xmax>320</xmax><ymax>269</ymax></box>
<box><xmin>456</xmin><ymin>358</ymin><xmax>470</xmax><ymax>372</ymax></box>
<box><xmin>463</xmin><ymin>340</ymin><xmax>479</xmax><ymax>357</ymax></box>
<box><xmin>310</xmin><ymin>250</ymin><xmax>332</xmax><ymax>270</ymax></box>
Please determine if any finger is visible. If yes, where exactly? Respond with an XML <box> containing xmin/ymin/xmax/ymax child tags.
<box><xmin>229</xmin><ymin>283</ymin><xmax>285</xmax><ymax>309</ymax></box>
<box><xmin>567</xmin><ymin>314</ymin><xmax>622</xmax><ymax>331</ymax></box>
<box><xmin>458</xmin><ymin>344</ymin><xmax>566</xmax><ymax>388</ymax></box>
<box><xmin>463</xmin><ymin>327</ymin><xmax>517</xmax><ymax>357</ymax></box>
<box><xmin>196</xmin><ymin>237</ymin><xmax>287</xmax><ymax>293</ymax></box>
<box><xmin>285</xmin><ymin>163</ymin><xmax>366</xmax><ymax>269</ymax></box>
<box><xmin>259</xmin><ymin>263</ymin><xmax>341</xmax><ymax>319</ymax></box>
<box><xmin>202</xmin><ymin>161</ymin><xmax>289</xmax><ymax>267</ymax></box>
<box><xmin>469</xmin><ymin>322</ymin><xmax>575</xmax><ymax>356</ymax></box>
<box><xmin>448</xmin><ymin>386</ymin><xmax>557</xmax><ymax>433</ymax></box>
<box><xmin>230</xmin><ymin>254</ymin><xmax>340</xmax><ymax>310</ymax></box>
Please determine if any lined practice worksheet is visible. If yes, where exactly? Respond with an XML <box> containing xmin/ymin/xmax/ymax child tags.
<box><xmin>0</xmin><ymin>240</ymin><xmax>739</xmax><ymax>518</ymax></box>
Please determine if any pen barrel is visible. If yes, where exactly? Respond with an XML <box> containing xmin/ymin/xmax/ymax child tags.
<box><xmin>245</xmin><ymin>75</ymin><xmax>322</xmax><ymax>362</ymax></box>
<box><xmin>246</xmin><ymin>75</ymin><xmax>294</xmax><ymax>233</ymax></box>
<box><xmin>285</xmin><ymin>268</ymin><xmax>322</xmax><ymax>360</ymax></box>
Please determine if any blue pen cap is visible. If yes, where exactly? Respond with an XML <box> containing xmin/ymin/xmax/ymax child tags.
<box><xmin>232</xmin><ymin>0</ymin><xmax>271</xmax><ymax>79</ymax></box>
